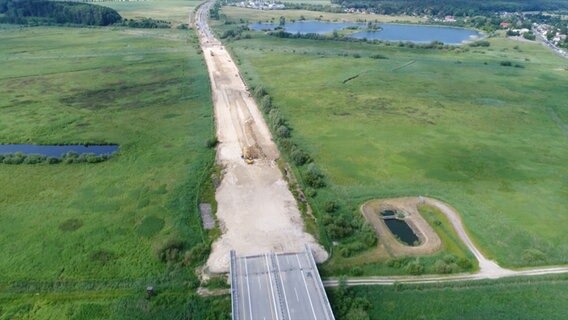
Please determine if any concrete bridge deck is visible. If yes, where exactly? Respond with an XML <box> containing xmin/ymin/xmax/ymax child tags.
<box><xmin>230</xmin><ymin>247</ymin><xmax>335</xmax><ymax>320</ymax></box>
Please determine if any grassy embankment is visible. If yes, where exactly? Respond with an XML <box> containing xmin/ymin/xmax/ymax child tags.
<box><xmin>214</xmin><ymin>7</ymin><xmax>568</xmax><ymax>276</ymax></box>
<box><xmin>327</xmin><ymin>273</ymin><xmax>568</xmax><ymax>320</ymax></box>
<box><xmin>0</xmin><ymin>17</ymin><xmax>229</xmax><ymax>320</ymax></box>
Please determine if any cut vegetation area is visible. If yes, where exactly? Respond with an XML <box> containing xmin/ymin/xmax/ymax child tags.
<box><xmin>327</xmin><ymin>273</ymin><xmax>568</xmax><ymax>320</ymax></box>
<box><xmin>0</xmin><ymin>27</ymin><xmax>229</xmax><ymax>319</ymax></box>
<box><xmin>214</xmin><ymin>9</ymin><xmax>568</xmax><ymax>275</ymax></box>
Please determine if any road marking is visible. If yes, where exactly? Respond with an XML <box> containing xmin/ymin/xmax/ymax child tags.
<box><xmin>265</xmin><ymin>254</ymin><xmax>280</xmax><ymax>320</ymax></box>
<box><xmin>275</xmin><ymin>254</ymin><xmax>292</xmax><ymax>319</ymax></box>
<box><xmin>296</xmin><ymin>255</ymin><xmax>318</xmax><ymax>320</ymax></box>
<box><xmin>257</xmin><ymin>276</ymin><xmax>261</xmax><ymax>289</ymax></box>
<box><xmin>294</xmin><ymin>287</ymin><xmax>299</xmax><ymax>302</ymax></box>
<box><xmin>244</xmin><ymin>257</ymin><xmax>254</xmax><ymax>320</ymax></box>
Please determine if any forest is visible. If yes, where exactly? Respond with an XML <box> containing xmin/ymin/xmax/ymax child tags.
<box><xmin>332</xmin><ymin>0</ymin><xmax>568</xmax><ymax>16</ymax></box>
<box><xmin>0</xmin><ymin>0</ymin><xmax>122</xmax><ymax>25</ymax></box>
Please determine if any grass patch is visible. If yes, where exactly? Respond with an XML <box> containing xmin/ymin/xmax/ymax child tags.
<box><xmin>328</xmin><ymin>274</ymin><xmax>568</xmax><ymax>320</ymax></box>
<box><xmin>418</xmin><ymin>204</ymin><xmax>475</xmax><ymax>262</ymax></box>
<box><xmin>0</xmin><ymin>26</ymin><xmax>217</xmax><ymax>317</ymax></box>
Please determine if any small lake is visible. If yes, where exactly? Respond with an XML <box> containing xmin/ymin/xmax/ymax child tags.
<box><xmin>0</xmin><ymin>144</ymin><xmax>118</xmax><ymax>158</ymax></box>
<box><xmin>350</xmin><ymin>24</ymin><xmax>481</xmax><ymax>44</ymax></box>
<box><xmin>384</xmin><ymin>219</ymin><xmax>420</xmax><ymax>246</ymax></box>
<box><xmin>380</xmin><ymin>210</ymin><xmax>420</xmax><ymax>246</ymax></box>
<box><xmin>249</xmin><ymin>21</ymin><xmax>481</xmax><ymax>44</ymax></box>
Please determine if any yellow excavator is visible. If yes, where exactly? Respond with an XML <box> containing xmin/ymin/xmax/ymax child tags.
<box><xmin>241</xmin><ymin>147</ymin><xmax>254</xmax><ymax>165</ymax></box>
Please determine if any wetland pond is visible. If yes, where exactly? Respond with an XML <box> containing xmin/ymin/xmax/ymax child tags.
<box><xmin>0</xmin><ymin>144</ymin><xmax>118</xmax><ymax>158</ymax></box>
<box><xmin>381</xmin><ymin>210</ymin><xmax>420</xmax><ymax>246</ymax></box>
<box><xmin>249</xmin><ymin>21</ymin><xmax>482</xmax><ymax>44</ymax></box>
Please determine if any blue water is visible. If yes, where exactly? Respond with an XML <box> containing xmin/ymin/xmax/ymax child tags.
<box><xmin>0</xmin><ymin>144</ymin><xmax>118</xmax><ymax>157</ymax></box>
<box><xmin>249</xmin><ymin>21</ymin><xmax>481</xmax><ymax>44</ymax></box>
<box><xmin>249</xmin><ymin>21</ymin><xmax>361</xmax><ymax>35</ymax></box>
<box><xmin>384</xmin><ymin>219</ymin><xmax>420</xmax><ymax>246</ymax></box>
<box><xmin>351</xmin><ymin>23</ymin><xmax>481</xmax><ymax>44</ymax></box>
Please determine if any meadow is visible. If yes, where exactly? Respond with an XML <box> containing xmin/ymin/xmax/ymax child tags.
<box><xmin>215</xmin><ymin>8</ymin><xmax>568</xmax><ymax>274</ymax></box>
<box><xmin>220</xmin><ymin>6</ymin><xmax>424</xmax><ymax>24</ymax></box>
<box><xmin>328</xmin><ymin>273</ymin><xmax>568</xmax><ymax>319</ymax></box>
<box><xmin>99</xmin><ymin>0</ymin><xmax>203</xmax><ymax>25</ymax></box>
<box><xmin>0</xmin><ymin>25</ymin><xmax>230</xmax><ymax>318</ymax></box>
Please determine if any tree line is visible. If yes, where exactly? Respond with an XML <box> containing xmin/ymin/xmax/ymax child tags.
<box><xmin>331</xmin><ymin>0</ymin><xmax>568</xmax><ymax>16</ymax></box>
<box><xmin>0</xmin><ymin>0</ymin><xmax>122</xmax><ymax>26</ymax></box>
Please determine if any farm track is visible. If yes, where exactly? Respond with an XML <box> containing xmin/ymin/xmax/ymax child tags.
<box><xmin>327</xmin><ymin>196</ymin><xmax>568</xmax><ymax>286</ymax></box>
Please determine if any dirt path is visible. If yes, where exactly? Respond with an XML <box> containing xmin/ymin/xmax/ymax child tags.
<box><xmin>196</xmin><ymin>1</ymin><xmax>327</xmax><ymax>273</ymax></box>
<box><xmin>326</xmin><ymin>196</ymin><xmax>568</xmax><ymax>286</ymax></box>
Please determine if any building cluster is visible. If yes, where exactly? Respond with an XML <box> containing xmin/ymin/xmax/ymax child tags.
<box><xmin>233</xmin><ymin>1</ymin><xmax>285</xmax><ymax>10</ymax></box>
<box><xmin>343</xmin><ymin>7</ymin><xmax>374</xmax><ymax>14</ymax></box>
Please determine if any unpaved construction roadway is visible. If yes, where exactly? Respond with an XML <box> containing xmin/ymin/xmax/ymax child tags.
<box><xmin>196</xmin><ymin>1</ymin><xmax>327</xmax><ymax>273</ymax></box>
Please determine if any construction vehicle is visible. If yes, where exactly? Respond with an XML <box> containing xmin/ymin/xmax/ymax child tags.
<box><xmin>241</xmin><ymin>147</ymin><xmax>255</xmax><ymax>165</ymax></box>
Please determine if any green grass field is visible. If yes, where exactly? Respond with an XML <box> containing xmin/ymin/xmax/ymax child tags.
<box><xmin>99</xmin><ymin>0</ymin><xmax>202</xmax><ymax>25</ymax></box>
<box><xmin>215</xmin><ymin>9</ymin><xmax>568</xmax><ymax>272</ymax></box>
<box><xmin>0</xmin><ymin>26</ymin><xmax>229</xmax><ymax>318</ymax></box>
<box><xmin>221</xmin><ymin>6</ymin><xmax>424</xmax><ymax>23</ymax></box>
<box><xmin>328</xmin><ymin>274</ymin><xmax>568</xmax><ymax>319</ymax></box>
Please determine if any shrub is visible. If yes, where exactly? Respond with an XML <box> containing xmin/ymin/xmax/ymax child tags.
<box><xmin>253</xmin><ymin>85</ymin><xmax>266</xmax><ymax>99</ymax></box>
<box><xmin>469</xmin><ymin>40</ymin><xmax>490</xmax><ymax>47</ymax></box>
<box><xmin>186</xmin><ymin>243</ymin><xmax>210</xmax><ymax>265</ymax></box>
<box><xmin>290</xmin><ymin>148</ymin><xmax>310</xmax><ymax>166</ymax></box>
<box><xmin>276</xmin><ymin>125</ymin><xmax>290</xmax><ymax>138</ymax></box>
<box><xmin>260</xmin><ymin>95</ymin><xmax>272</xmax><ymax>112</ymax></box>
<box><xmin>500</xmin><ymin>60</ymin><xmax>513</xmax><ymax>67</ymax></box>
<box><xmin>205</xmin><ymin>137</ymin><xmax>218</xmax><ymax>148</ymax></box>
<box><xmin>304</xmin><ymin>163</ymin><xmax>325</xmax><ymax>188</ymax></box>
<box><xmin>279</xmin><ymin>138</ymin><xmax>294</xmax><ymax>152</ymax></box>
<box><xmin>23</xmin><ymin>154</ymin><xmax>46</xmax><ymax>164</ymax></box>
<box><xmin>304</xmin><ymin>187</ymin><xmax>317</xmax><ymax>197</ymax></box>
<box><xmin>268</xmin><ymin>109</ymin><xmax>284</xmax><ymax>127</ymax></box>
<box><xmin>359</xmin><ymin>224</ymin><xmax>377</xmax><ymax>247</ymax></box>
<box><xmin>405</xmin><ymin>260</ymin><xmax>425</xmax><ymax>275</ymax></box>
<box><xmin>458</xmin><ymin>257</ymin><xmax>473</xmax><ymax>269</ymax></box>
<box><xmin>325</xmin><ymin>215</ymin><xmax>354</xmax><ymax>239</ymax></box>
<box><xmin>370</xmin><ymin>53</ymin><xmax>388</xmax><ymax>59</ymax></box>
<box><xmin>324</xmin><ymin>201</ymin><xmax>338</xmax><ymax>213</ymax></box>
<box><xmin>350</xmin><ymin>267</ymin><xmax>363</xmax><ymax>276</ymax></box>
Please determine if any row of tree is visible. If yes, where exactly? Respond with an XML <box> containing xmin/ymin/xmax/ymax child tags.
<box><xmin>0</xmin><ymin>0</ymin><xmax>122</xmax><ymax>26</ymax></box>
<box><xmin>249</xmin><ymin>83</ymin><xmax>377</xmax><ymax>257</ymax></box>
<box><xmin>331</xmin><ymin>0</ymin><xmax>568</xmax><ymax>16</ymax></box>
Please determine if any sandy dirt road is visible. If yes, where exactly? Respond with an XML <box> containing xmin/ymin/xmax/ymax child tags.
<box><xmin>196</xmin><ymin>1</ymin><xmax>327</xmax><ymax>273</ymax></box>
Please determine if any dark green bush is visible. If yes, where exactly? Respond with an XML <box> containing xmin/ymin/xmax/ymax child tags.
<box><xmin>205</xmin><ymin>137</ymin><xmax>218</xmax><ymax>148</ymax></box>
<box><xmin>304</xmin><ymin>163</ymin><xmax>325</xmax><ymax>188</ymax></box>
<box><xmin>324</xmin><ymin>200</ymin><xmax>339</xmax><ymax>213</ymax></box>
<box><xmin>290</xmin><ymin>147</ymin><xmax>310</xmax><ymax>166</ymax></box>
<box><xmin>276</xmin><ymin>125</ymin><xmax>290</xmax><ymax>138</ymax></box>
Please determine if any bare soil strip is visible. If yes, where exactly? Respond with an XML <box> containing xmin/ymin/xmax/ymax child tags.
<box><xmin>196</xmin><ymin>1</ymin><xmax>327</xmax><ymax>273</ymax></box>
